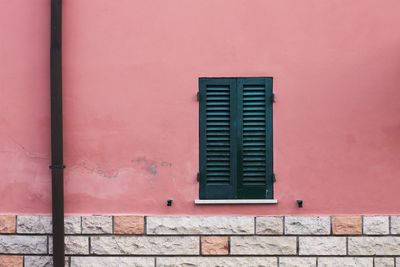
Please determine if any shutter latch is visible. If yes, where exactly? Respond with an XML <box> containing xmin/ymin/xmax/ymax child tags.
<box><xmin>272</xmin><ymin>173</ymin><xmax>276</xmax><ymax>183</ymax></box>
<box><xmin>197</xmin><ymin>92</ymin><xmax>200</xmax><ymax>102</ymax></box>
<box><xmin>197</xmin><ymin>172</ymin><xmax>200</xmax><ymax>182</ymax></box>
<box><xmin>271</xmin><ymin>93</ymin><xmax>276</xmax><ymax>103</ymax></box>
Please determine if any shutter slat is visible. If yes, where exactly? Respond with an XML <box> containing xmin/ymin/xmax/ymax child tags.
<box><xmin>243</xmin><ymin>117</ymin><xmax>266</xmax><ymax>121</ymax></box>
<box><xmin>243</xmin><ymin>86</ymin><xmax>265</xmax><ymax>91</ymax></box>
<box><xmin>207</xmin><ymin>102</ymin><xmax>229</xmax><ymax>106</ymax></box>
<box><xmin>207</xmin><ymin>167</ymin><xmax>230</xmax><ymax>171</ymax></box>
<box><xmin>243</xmin><ymin>137</ymin><xmax>265</xmax><ymax>141</ymax></box>
<box><xmin>244</xmin><ymin>122</ymin><xmax>266</xmax><ymax>126</ymax></box>
<box><xmin>244</xmin><ymin>133</ymin><xmax>266</xmax><ymax>137</ymax></box>
<box><xmin>207</xmin><ymin>158</ymin><xmax>230</xmax><ymax>162</ymax></box>
<box><xmin>244</xmin><ymin>167</ymin><xmax>266</xmax><ymax>171</ymax></box>
<box><xmin>243</xmin><ymin>92</ymin><xmax>265</xmax><ymax>96</ymax></box>
<box><xmin>243</xmin><ymin>112</ymin><xmax>266</xmax><ymax>116</ymax></box>
<box><xmin>242</xmin><ymin>162</ymin><xmax>266</xmax><ymax>166</ymax></box>
<box><xmin>206</xmin><ymin>92</ymin><xmax>229</xmax><ymax>96</ymax></box>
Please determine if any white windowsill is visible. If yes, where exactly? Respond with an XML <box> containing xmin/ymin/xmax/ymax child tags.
<box><xmin>194</xmin><ymin>199</ymin><xmax>278</xmax><ymax>205</ymax></box>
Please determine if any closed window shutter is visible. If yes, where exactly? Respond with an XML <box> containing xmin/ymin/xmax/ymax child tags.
<box><xmin>237</xmin><ymin>78</ymin><xmax>273</xmax><ymax>199</ymax></box>
<box><xmin>199</xmin><ymin>77</ymin><xmax>273</xmax><ymax>200</ymax></box>
<box><xmin>199</xmin><ymin>78</ymin><xmax>236</xmax><ymax>199</ymax></box>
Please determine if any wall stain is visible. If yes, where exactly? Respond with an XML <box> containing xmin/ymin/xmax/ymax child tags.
<box><xmin>146</xmin><ymin>163</ymin><xmax>157</xmax><ymax>176</ymax></box>
<box><xmin>69</xmin><ymin>161</ymin><xmax>120</xmax><ymax>179</ymax></box>
<box><xmin>131</xmin><ymin>157</ymin><xmax>172</xmax><ymax>176</ymax></box>
<box><xmin>160</xmin><ymin>161</ymin><xmax>172</xmax><ymax>167</ymax></box>
<box><xmin>67</xmin><ymin>157</ymin><xmax>172</xmax><ymax>180</ymax></box>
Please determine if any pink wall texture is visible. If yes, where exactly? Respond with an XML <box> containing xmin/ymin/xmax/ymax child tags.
<box><xmin>1</xmin><ymin>0</ymin><xmax>400</xmax><ymax>215</ymax></box>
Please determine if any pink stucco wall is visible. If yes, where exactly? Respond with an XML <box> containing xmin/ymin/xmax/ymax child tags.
<box><xmin>1</xmin><ymin>0</ymin><xmax>400</xmax><ymax>215</ymax></box>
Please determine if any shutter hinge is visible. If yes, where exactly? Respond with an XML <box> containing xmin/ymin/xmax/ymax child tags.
<box><xmin>272</xmin><ymin>173</ymin><xmax>276</xmax><ymax>183</ymax></box>
<box><xmin>271</xmin><ymin>93</ymin><xmax>276</xmax><ymax>103</ymax></box>
<box><xmin>197</xmin><ymin>92</ymin><xmax>200</xmax><ymax>102</ymax></box>
<box><xmin>197</xmin><ymin>172</ymin><xmax>200</xmax><ymax>182</ymax></box>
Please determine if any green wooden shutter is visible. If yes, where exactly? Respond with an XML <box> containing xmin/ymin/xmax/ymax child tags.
<box><xmin>199</xmin><ymin>77</ymin><xmax>273</xmax><ymax>200</ymax></box>
<box><xmin>199</xmin><ymin>78</ymin><xmax>236</xmax><ymax>199</ymax></box>
<box><xmin>237</xmin><ymin>78</ymin><xmax>273</xmax><ymax>199</ymax></box>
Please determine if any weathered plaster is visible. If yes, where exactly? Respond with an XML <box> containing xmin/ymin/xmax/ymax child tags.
<box><xmin>1</xmin><ymin>0</ymin><xmax>400</xmax><ymax>214</ymax></box>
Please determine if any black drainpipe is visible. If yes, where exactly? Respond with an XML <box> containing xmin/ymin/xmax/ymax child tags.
<box><xmin>50</xmin><ymin>0</ymin><xmax>65</xmax><ymax>266</ymax></box>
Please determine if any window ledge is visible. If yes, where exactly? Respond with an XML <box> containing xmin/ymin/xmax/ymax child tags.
<box><xmin>194</xmin><ymin>199</ymin><xmax>278</xmax><ymax>205</ymax></box>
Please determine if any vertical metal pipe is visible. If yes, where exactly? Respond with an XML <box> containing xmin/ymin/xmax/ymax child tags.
<box><xmin>50</xmin><ymin>0</ymin><xmax>65</xmax><ymax>265</ymax></box>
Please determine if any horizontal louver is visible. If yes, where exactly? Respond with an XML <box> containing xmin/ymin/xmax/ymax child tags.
<box><xmin>205</xmin><ymin>85</ymin><xmax>231</xmax><ymax>185</ymax></box>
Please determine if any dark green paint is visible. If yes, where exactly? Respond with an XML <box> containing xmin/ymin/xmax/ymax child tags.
<box><xmin>199</xmin><ymin>77</ymin><xmax>273</xmax><ymax>199</ymax></box>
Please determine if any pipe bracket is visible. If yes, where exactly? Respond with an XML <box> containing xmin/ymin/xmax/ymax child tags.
<box><xmin>49</xmin><ymin>165</ymin><xmax>66</xmax><ymax>169</ymax></box>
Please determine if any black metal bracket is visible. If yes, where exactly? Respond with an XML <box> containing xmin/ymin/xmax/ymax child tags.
<box><xmin>167</xmin><ymin>199</ymin><xmax>173</xmax><ymax>206</ymax></box>
<box><xmin>197</xmin><ymin>92</ymin><xmax>200</xmax><ymax>102</ymax></box>
<box><xmin>49</xmin><ymin>165</ymin><xmax>66</xmax><ymax>169</ymax></box>
<box><xmin>297</xmin><ymin>200</ymin><xmax>303</xmax><ymax>208</ymax></box>
<box><xmin>271</xmin><ymin>93</ymin><xmax>276</xmax><ymax>103</ymax></box>
<box><xmin>196</xmin><ymin>172</ymin><xmax>200</xmax><ymax>182</ymax></box>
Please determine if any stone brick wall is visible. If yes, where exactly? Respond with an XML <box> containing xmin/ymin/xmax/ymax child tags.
<box><xmin>1</xmin><ymin>215</ymin><xmax>400</xmax><ymax>266</ymax></box>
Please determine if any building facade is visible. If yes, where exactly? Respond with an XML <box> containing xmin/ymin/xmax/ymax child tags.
<box><xmin>1</xmin><ymin>0</ymin><xmax>400</xmax><ymax>266</ymax></box>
